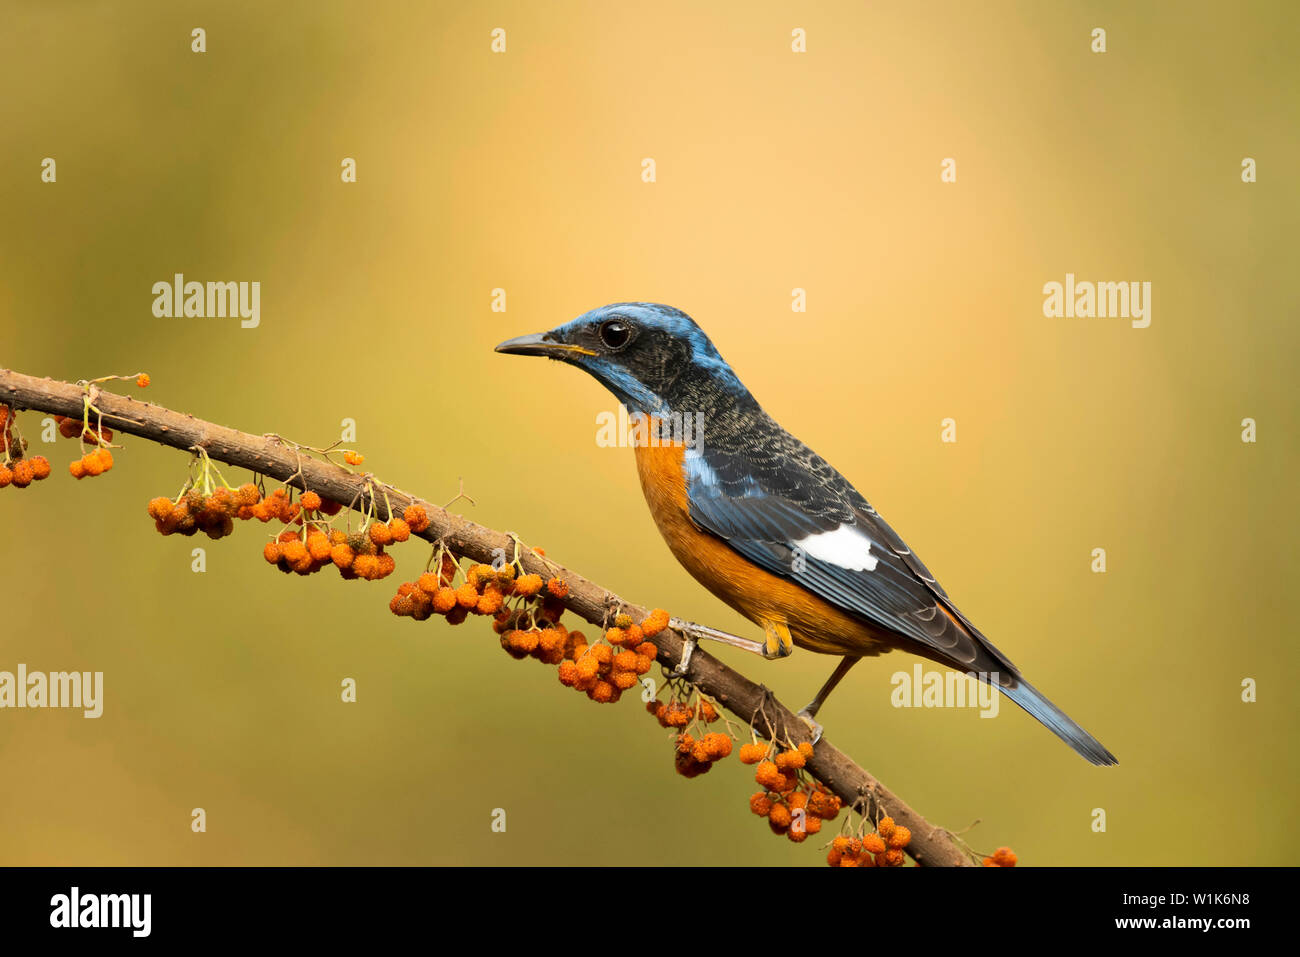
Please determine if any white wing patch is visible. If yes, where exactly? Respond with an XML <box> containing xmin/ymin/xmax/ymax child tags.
<box><xmin>792</xmin><ymin>523</ymin><xmax>879</xmax><ymax>572</ymax></box>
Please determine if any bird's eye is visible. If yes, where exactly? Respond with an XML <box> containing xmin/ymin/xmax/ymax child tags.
<box><xmin>598</xmin><ymin>319</ymin><xmax>632</xmax><ymax>349</ymax></box>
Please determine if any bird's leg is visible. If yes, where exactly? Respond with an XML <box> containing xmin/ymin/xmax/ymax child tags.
<box><xmin>669</xmin><ymin>617</ymin><xmax>767</xmax><ymax>675</ymax></box>
<box><xmin>797</xmin><ymin>655</ymin><xmax>861</xmax><ymax>743</ymax></box>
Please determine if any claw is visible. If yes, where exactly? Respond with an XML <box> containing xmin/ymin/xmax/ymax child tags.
<box><xmin>796</xmin><ymin>708</ymin><xmax>824</xmax><ymax>745</ymax></box>
<box><xmin>674</xmin><ymin>635</ymin><xmax>696</xmax><ymax>675</ymax></box>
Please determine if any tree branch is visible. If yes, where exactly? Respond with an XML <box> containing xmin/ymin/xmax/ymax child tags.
<box><xmin>1</xmin><ymin>367</ymin><xmax>977</xmax><ymax>866</ymax></box>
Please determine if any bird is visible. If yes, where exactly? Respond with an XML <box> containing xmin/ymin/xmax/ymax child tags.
<box><xmin>496</xmin><ymin>302</ymin><xmax>1117</xmax><ymax>766</ymax></box>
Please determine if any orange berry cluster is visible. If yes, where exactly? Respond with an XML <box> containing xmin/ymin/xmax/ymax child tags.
<box><xmin>672</xmin><ymin>729</ymin><xmax>732</xmax><ymax>778</ymax></box>
<box><xmin>147</xmin><ymin>484</ymin><xmax>260</xmax><ymax>539</ymax></box>
<box><xmin>142</xmin><ymin>479</ymin><xmax>421</xmax><ymax>583</ymax></box>
<box><xmin>49</xmin><ymin>413</ymin><xmax>117</xmax><ymax>479</ymax></box>
<box><xmin>53</xmin><ymin>414</ymin><xmax>113</xmax><ymax>444</ymax></box>
<box><xmin>825</xmin><ymin>817</ymin><xmax>913</xmax><ymax>867</ymax></box>
<box><xmin>741</xmin><ymin>742</ymin><xmax>842</xmax><ymax>842</ymax></box>
<box><xmin>0</xmin><ymin>406</ymin><xmax>52</xmax><ymax>490</ymax></box>
<box><xmin>68</xmin><ymin>447</ymin><xmax>114</xmax><ymax>479</ymax></box>
<box><xmin>650</xmin><ymin>695</ymin><xmax>720</xmax><ymax>730</ymax></box>
<box><xmin>265</xmin><ymin>498</ymin><xmax>414</xmax><ymax>580</ymax></box>
<box><xmin>0</xmin><ymin>455</ymin><xmax>52</xmax><ymax>489</ymax></box>
<box><xmin>554</xmin><ymin>619</ymin><xmax>659</xmax><ymax>704</ymax></box>
<box><xmin>982</xmin><ymin>846</ymin><xmax>1017</xmax><ymax>867</ymax></box>
<box><xmin>391</xmin><ymin>556</ymin><xmax>516</xmax><ymax>624</ymax></box>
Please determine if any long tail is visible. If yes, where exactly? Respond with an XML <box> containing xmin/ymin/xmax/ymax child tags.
<box><xmin>1000</xmin><ymin>677</ymin><xmax>1118</xmax><ymax>766</ymax></box>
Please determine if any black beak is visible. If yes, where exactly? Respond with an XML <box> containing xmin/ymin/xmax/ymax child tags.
<box><xmin>494</xmin><ymin>332</ymin><xmax>595</xmax><ymax>359</ymax></box>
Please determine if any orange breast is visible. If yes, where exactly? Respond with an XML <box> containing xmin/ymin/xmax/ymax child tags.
<box><xmin>631</xmin><ymin>424</ymin><xmax>894</xmax><ymax>659</ymax></box>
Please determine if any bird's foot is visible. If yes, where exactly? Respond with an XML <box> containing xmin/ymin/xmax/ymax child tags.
<box><xmin>795</xmin><ymin>705</ymin><xmax>824</xmax><ymax>745</ymax></box>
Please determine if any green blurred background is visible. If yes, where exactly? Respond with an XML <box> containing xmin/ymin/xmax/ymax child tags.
<box><xmin>1</xmin><ymin>1</ymin><xmax>1296</xmax><ymax>865</ymax></box>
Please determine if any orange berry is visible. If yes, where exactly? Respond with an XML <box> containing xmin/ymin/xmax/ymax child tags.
<box><xmin>991</xmin><ymin>847</ymin><xmax>1017</xmax><ymax>867</ymax></box>
<box><xmin>589</xmin><ymin>681</ymin><xmax>615</xmax><ymax>704</ymax></box>
<box><xmin>862</xmin><ymin>833</ymin><xmax>886</xmax><ymax>855</ymax></box>
<box><xmin>612</xmin><ymin>671</ymin><xmax>638</xmax><ymax>690</ymax></box>
<box><xmin>887</xmin><ymin>826</ymin><xmax>912</xmax><ymax>850</ymax></box>
<box><xmin>432</xmin><ymin>587</ymin><xmax>458</xmax><ymax>614</ymax></box>
<box><xmin>416</xmin><ymin>572</ymin><xmax>441</xmax><ymax>595</ymax></box>
<box><xmin>775</xmin><ymin>749</ymin><xmax>805</xmax><ymax>772</ymax></box>
<box><xmin>640</xmin><ymin>608</ymin><xmax>670</xmax><ymax>637</ymax></box>
<box><xmin>300</xmin><ymin>491</ymin><xmax>322</xmax><ymax>511</ymax></box>
<box><xmin>738</xmin><ymin>743</ymin><xmax>767</xmax><ymax>765</ymax></box>
<box><xmin>514</xmin><ymin>574</ymin><xmax>543</xmax><ymax>597</ymax></box>
<box><xmin>330</xmin><ymin>543</ymin><xmax>355</xmax><ymax>569</ymax></box>
<box><xmin>0</xmin><ymin>465</ymin><xmax>11</xmax><ymax>488</ymax></box>
<box><xmin>507</xmin><ymin>630</ymin><xmax>540</xmax><ymax>654</ymax></box>
<box><xmin>344</xmin><ymin>451</ymin><xmax>364</xmax><ymax>466</ymax></box>
<box><xmin>10</xmin><ymin>460</ymin><xmax>34</xmax><ymax>487</ymax></box>
<box><xmin>455</xmin><ymin>583</ymin><xmax>479</xmax><ymax>608</ymax></box>
<box><xmin>387</xmin><ymin>518</ymin><xmax>411</xmax><ymax>542</ymax></box>
<box><xmin>557</xmin><ymin>660</ymin><xmax>580</xmax><ymax>687</ymax></box>
<box><xmin>876</xmin><ymin>817</ymin><xmax>896</xmax><ymax>841</ymax></box>
<box><xmin>402</xmin><ymin>504</ymin><xmax>429</xmax><ymax>532</ymax></box>
<box><xmin>701</xmin><ymin>732</ymin><xmax>732</xmax><ymax>759</ymax></box>
<box><xmin>754</xmin><ymin>761</ymin><xmax>785</xmax><ymax>791</ymax></box>
<box><xmin>768</xmin><ymin>804</ymin><xmax>792</xmax><ymax>828</ymax></box>
<box><xmin>635</xmin><ymin>641</ymin><xmax>658</xmax><ymax>659</ymax></box>
<box><xmin>798</xmin><ymin>741</ymin><xmax>815</xmax><ymax>760</ymax></box>
<box><xmin>29</xmin><ymin>456</ymin><xmax>51</xmax><ymax>480</ymax></box>
<box><xmin>368</xmin><ymin>522</ymin><xmax>392</xmax><ymax>546</ymax></box>
<box><xmin>281</xmin><ymin>539</ymin><xmax>308</xmax><ymax>563</ymax></box>
<box><xmin>476</xmin><ymin>587</ymin><xmax>504</xmax><ymax>616</ymax></box>
<box><xmin>749</xmin><ymin>793</ymin><xmax>773</xmax><ymax>817</ymax></box>
<box><xmin>136</xmin><ymin>373</ymin><xmax>150</xmax><ymax>387</ymax></box>
<box><xmin>546</xmin><ymin>577</ymin><xmax>568</xmax><ymax>598</ymax></box>
<box><xmin>146</xmin><ymin>497</ymin><xmax>173</xmax><ymax>520</ymax></box>
<box><xmin>308</xmin><ymin>533</ymin><xmax>333</xmax><ymax>562</ymax></box>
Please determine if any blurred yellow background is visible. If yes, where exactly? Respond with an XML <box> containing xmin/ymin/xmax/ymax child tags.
<box><xmin>1</xmin><ymin>1</ymin><xmax>1296</xmax><ymax>866</ymax></box>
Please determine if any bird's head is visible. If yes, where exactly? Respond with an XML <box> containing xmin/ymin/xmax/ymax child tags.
<box><xmin>495</xmin><ymin>302</ymin><xmax>747</xmax><ymax>416</ymax></box>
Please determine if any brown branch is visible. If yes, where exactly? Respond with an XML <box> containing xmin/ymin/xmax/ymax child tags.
<box><xmin>0</xmin><ymin>368</ymin><xmax>976</xmax><ymax>867</ymax></box>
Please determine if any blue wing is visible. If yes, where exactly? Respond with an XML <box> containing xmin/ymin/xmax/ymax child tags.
<box><xmin>682</xmin><ymin>424</ymin><xmax>1017</xmax><ymax>674</ymax></box>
